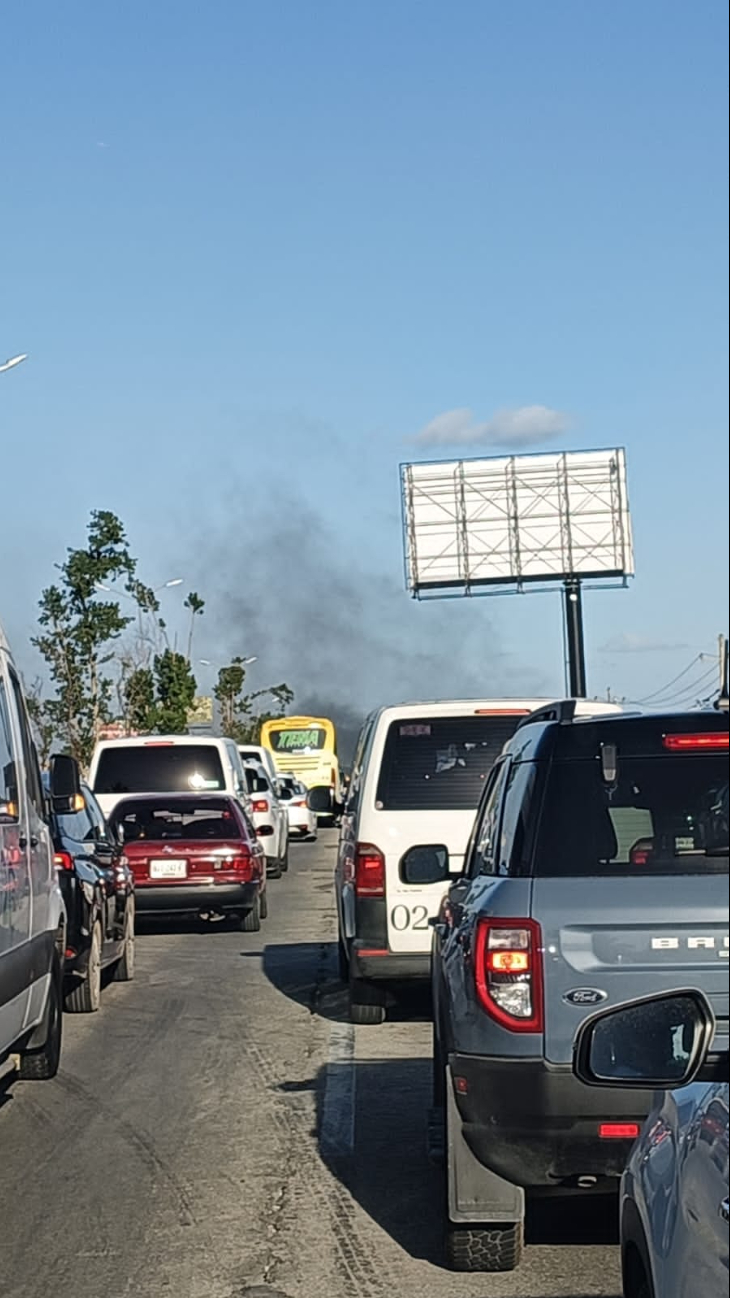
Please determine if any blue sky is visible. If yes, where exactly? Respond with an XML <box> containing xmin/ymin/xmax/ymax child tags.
<box><xmin>2</xmin><ymin>0</ymin><xmax>728</xmax><ymax>715</ymax></box>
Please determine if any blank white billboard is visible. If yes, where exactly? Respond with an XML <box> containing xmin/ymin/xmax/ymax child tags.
<box><xmin>401</xmin><ymin>448</ymin><xmax>634</xmax><ymax>595</ymax></box>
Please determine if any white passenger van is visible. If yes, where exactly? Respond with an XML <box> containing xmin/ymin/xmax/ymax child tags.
<box><xmin>335</xmin><ymin>697</ymin><xmax>623</xmax><ymax>1023</ymax></box>
<box><xmin>1</xmin><ymin>620</ymin><xmax>80</xmax><ymax>1080</ymax></box>
<box><xmin>89</xmin><ymin>735</ymin><xmax>252</xmax><ymax>820</ymax></box>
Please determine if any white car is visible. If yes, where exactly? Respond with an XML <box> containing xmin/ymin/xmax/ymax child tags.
<box><xmin>277</xmin><ymin>776</ymin><xmax>317</xmax><ymax>840</ymax></box>
<box><xmin>242</xmin><ymin>761</ymin><xmax>289</xmax><ymax>878</ymax></box>
<box><xmin>574</xmin><ymin>989</ymin><xmax>729</xmax><ymax>1298</ymax></box>
<box><xmin>238</xmin><ymin>744</ymin><xmax>277</xmax><ymax>784</ymax></box>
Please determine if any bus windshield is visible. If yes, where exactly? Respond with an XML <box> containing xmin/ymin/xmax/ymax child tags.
<box><xmin>261</xmin><ymin>717</ymin><xmax>339</xmax><ymax>794</ymax></box>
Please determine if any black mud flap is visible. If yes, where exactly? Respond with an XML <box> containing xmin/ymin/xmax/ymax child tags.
<box><xmin>446</xmin><ymin>1067</ymin><xmax>525</xmax><ymax>1225</ymax></box>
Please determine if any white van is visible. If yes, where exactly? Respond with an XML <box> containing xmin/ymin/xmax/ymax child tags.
<box><xmin>89</xmin><ymin>735</ymin><xmax>252</xmax><ymax>820</ymax></box>
<box><xmin>335</xmin><ymin>697</ymin><xmax>623</xmax><ymax>1024</ymax></box>
<box><xmin>238</xmin><ymin>744</ymin><xmax>277</xmax><ymax>784</ymax></box>
<box><xmin>1</xmin><ymin>621</ymin><xmax>78</xmax><ymax>1080</ymax></box>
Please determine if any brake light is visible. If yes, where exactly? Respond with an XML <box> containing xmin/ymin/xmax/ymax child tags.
<box><xmin>252</xmin><ymin>799</ymin><xmax>269</xmax><ymax>813</ymax></box>
<box><xmin>54</xmin><ymin>852</ymin><xmax>74</xmax><ymax>872</ymax></box>
<box><xmin>663</xmin><ymin>732</ymin><xmax>729</xmax><ymax>751</ymax></box>
<box><xmin>143</xmin><ymin>741</ymin><xmax>175</xmax><ymax>747</ymax></box>
<box><xmin>354</xmin><ymin>843</ymin><xmax>385</xmax><ymax>897</ymax></box>
<box><xmin>227</xmin><ymin>850</ymin><xmax>253</xmax><ymax>879</ymax></box>
<box><xmin>599</xmin><ymin>1123</ymin><xmax>640</xmax><ymax>1140</ymax></box>
<box><xmin>474</xmin><ymin>919</ymin><xmax>543</xmax><ymax>1032</ymax></box>
<box><xmin>474</xmin><ymin>709</ymin><xmax>530</xmax><ymax>716</ymax></box>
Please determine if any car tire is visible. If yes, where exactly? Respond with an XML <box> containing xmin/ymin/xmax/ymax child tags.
<box><xmin>18</xmin><ymin>954</ymin><xmax>63</xmax><ymax>1081</ymax></box>
<box><xmin>113</xmin><ymin>901</ymin><xmax>136</xmax><ymax>982</ymax></box>
<box><xmin>349</xmin><ymin>967</ymin><xmax>386</xmax><ymax>1025</ymax></box>
<box><xmin>280</xmin><ymin>838</ymin><xmax>289</xmax><ymax>873</ymax></box>
<box><xmin>432</xmin><ymin>1020</ymin><xmax>446</xmax><ymax>1108</ymax></box>
<box><xmin>66</xmin><ymin>921</ymin><xmax>103</xmax><ymax>1014</ymax></box>
<box><xmin>445</xmin><ymin>1223</ymin><xmax>523</xmax><ymax>1273</ymax></box>
<box><xmin>624</xmin><ymin>1250</ymin><xmax>654</xmax><ymax>1298</ymax></box>
<box><xmin>267</xmin><ymin>859</ymin><xmax>283</xmax><ymax>880</ymax></box>
<box><xmin>260</xmin><ymin>888</ymin><xmax>269</xmax><ymax>921</ymax></box>
<box><xmin>241</xmin><ymin>898</ymin><xmax>261</xmax><ymax>933</ymax></box>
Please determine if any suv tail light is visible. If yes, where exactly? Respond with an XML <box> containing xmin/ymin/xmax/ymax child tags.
<box><xmin>252</xmin><ymin>799</ymin><xmax>269</xmax><ymax>813</ymax></box>
<box><xmin>474</xmin><ymin>919</ymin><xmax>544</xmax><ymax>1033</ymax></box>
<box><xmin>354</xmin><ymin>843</ymin><xmax>385</xmax><ymax>897</ymax></box>
<box><xmin>54</xmin><ymin>851</ymin><xmax>74</xmax><ymax>872</ymax></box>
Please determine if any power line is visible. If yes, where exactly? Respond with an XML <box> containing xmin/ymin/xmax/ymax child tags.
<box><xmin>649</xmin><ymin>664</ymin><xmax>719</xmax><ymax>710</ymax></box>
<box><xmin>633</xmin><ymin>654</ymin><xmax>704</xmax><ymax>705</ymax></box>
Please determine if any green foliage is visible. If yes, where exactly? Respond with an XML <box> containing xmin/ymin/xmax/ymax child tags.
<box><xmin>184</xmin><ymin>591</ymin><xmax>205</xmax><ymax>661</ymax></box>
<box><xmin>124</xmin><ymin>652</ymin><xmax>197</xmax><ymax>735</ymax></box>
<box><xmin>214</xmin><ymin>660</ymin><xmax>294</xmax><ymax>744</ymax></box>
<box><xmin>32</xmin><ymin>511</ymin><xmax>142</xmax><ymax>766</ymax></box>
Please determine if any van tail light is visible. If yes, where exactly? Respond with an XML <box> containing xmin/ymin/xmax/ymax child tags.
<box><xmin>54</xmin><ymin>852</ymin><xmax>74</xmax><ymax>872</ymax></box>
<box><xmin>354</xmin><ymin>843</ymin><xmax>385</xmax><ymax>897</ymax></box>
<box><xmin>474</xmin><ymin>919</ymin><xmax>544</xmax><ymax>1033</ymax></box>
<box><xmin>252</xmin><ymin>800</ymin><xmax>269</xmax><ymax>814</ymax></box>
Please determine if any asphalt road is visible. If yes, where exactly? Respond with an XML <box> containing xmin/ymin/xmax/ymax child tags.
<box><xmin>1</xmin><ymin>833</ymin><xmax>622</xmax><ymax>1298</ymax></box>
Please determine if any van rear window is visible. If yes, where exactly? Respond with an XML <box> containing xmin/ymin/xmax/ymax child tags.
<box><xmin>376</xmin><ymin>715</ymin><xmax>524</xmax><ymax>812</ymax></box>
<box><xmin>535</xmin><ymin>755</ymin><xmax>728</xmax><ymax>876</ymax></box>
<box><xmin>93</xmin><ymin>746</ymin><xmax>225</xmax><ymax>794</ymax></box>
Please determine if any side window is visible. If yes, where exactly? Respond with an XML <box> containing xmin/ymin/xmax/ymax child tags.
<box><xmin>8</xmin><ymin>671</ymin><xmax>44</xmax><ymax>816</ymax></box>
<box><xmin>345</xmin><ymin>718</ymin><xmax>374</xmax><ymax>815</ymax></box>
<box><xmin>0</xmin><ymin>680</ymin><xmax>20</xmax><ymax>819</ymax></box>
<box><xmin>498</xmin><ymin>762</ymin><xmax>541</xmax><ymax>876</ymax></box>
<box><xmin>471</xmin><ymin>761</ymin><xmax>511</xmax><ymax>877</ymax></box>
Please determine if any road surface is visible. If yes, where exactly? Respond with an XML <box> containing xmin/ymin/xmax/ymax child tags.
<box><xmin>1</xmin><ymin>832</ymin><xmax>622</xmax><ymax>1298</ymax></box>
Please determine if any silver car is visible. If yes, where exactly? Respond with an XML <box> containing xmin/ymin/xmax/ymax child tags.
<box><xmin>574</xmin><ymin>989</ymin><xmax>729</xmax><ymax>1298</ymax></box>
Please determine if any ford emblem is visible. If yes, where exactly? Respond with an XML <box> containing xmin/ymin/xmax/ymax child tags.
<box><xmin>563</xmin><ymin>988</ymin><xmax>608</xmax><ymax>1007</ymax></box>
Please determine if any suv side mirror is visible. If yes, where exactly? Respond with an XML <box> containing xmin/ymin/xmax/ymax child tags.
<box><xmin>48</xmin><ymin>753</ymin><xmax>82</xmax><ymax>811</ymax></box>
<box><xmin>573</xmin><ymin>990</ymin><xmax>716</xmax><ymax>1090</ymax></box>
<box><xmin>401</xmin><ymin>844</ymin><xmax>453</xmax><ymax>886</ymax></box>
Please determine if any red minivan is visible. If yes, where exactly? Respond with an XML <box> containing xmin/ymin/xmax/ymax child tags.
<box><xmin>108</xmin><ymin>794</ymin><xmax>267</xmax><ymax>931</ymax></box>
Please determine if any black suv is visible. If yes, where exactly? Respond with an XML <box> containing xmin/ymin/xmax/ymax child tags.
<box><xmin>49</xmin><ymin>781</ymin><xmax>135</xmax><ymax>1012</ymax></box>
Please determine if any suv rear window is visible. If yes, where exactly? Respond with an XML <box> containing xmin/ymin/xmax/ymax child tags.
<box><xmin>109</xmin><ymin>798</ymin><xmax>241</xmax><ymax>842</ymax></box>
<box><xmin>376</xmin><ymin>715</ymin><xmax>525</xmax><ymax>812</ymax></box>
<box><xmin>535</xmin><ymin>755</ymin><xmax>728</xmax><ymax>876</ymax></box>
<box><xmin>94</xmin><ymin>746</ymin><xmax>225</xmax><ymax>794</ymax></box>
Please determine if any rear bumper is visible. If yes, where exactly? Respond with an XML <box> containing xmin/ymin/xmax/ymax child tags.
<box><xmin>450</xmin><ymin>1054</ymin><xmax>650</xmax><ymax>1188</ymax></box>
<box><xmin>136</xmin><ymin>881</ymin><xmax>259</xmax><ymax>914</ymax></box>
<box><xmin>351</xmin><ymin>941</ymin><xmax>431</xmax><ymax>982</ymax></box>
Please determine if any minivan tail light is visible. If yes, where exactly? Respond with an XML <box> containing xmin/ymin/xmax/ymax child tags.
<box><xmin>54</xmin><ymin>852</ymin><xmax>74</xmax><ymax>872</ymax></box>
<box><xmin>663</xmin><ymin>732</ymin><xmax>728</xmax><ymax>751</ymax></box>
<box><xmin>354</xmin><ymin>843</ymin><xmax>385</xmax><ymax>897</ymax></box>
<box><xmin>474</xmin><ymin>919</ymin><xmax>544</xmax><ymax>1033</ymax></box>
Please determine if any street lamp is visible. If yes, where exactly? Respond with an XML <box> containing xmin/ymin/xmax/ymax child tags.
<box><xmin>96</xmin><ymin>578</ymin><xmax>184</xmax><ymax>597</ymax></box>
<box><xmin>0</xmin><ymin>353</ymin><xmax>28</xmax><ymax>375</ymax></box>
<box><xmin>199</xmin><ymin>656</ymin><xmax>257</xmax><ymax>668</ymax></box>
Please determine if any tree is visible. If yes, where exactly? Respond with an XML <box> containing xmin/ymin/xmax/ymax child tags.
<box><xmin>214</xmin><ymin>659</ymin><xmax>294</xmax><ymax>744</ymax></box>
<box><xmin>123</xmin><ymin>665</ymin><xmax>155</xmax><ymax>733</ymax></box>
<box><xmin>25</xmin><ymin>680</ymin><xmax>57</xmax><ymax>767</ymax></box>
<box><xmin>151</xmin><ymin>649</ymin><xmax>197</xmax><ymax>733</ymax></box>
<box><xmin>184</xmin><ymin>591</ymin><xmax>205</xmax><ymax>661</ymax></box>
<box><xmin>32</xmin><ymin>511</ymin><xmax>148</xmax><ymax>766</ymax></box>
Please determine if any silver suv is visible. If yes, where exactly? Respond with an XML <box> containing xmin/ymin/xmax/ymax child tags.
<box><xmin>425</xmin><ymin>702</ymin><xmax>729</xmax><ymax>1273</ymax></box>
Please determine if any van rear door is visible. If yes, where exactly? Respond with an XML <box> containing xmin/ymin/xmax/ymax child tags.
<box><xmin>532</xmin><ymin>747</ymin><xmax>729</xmax><ymax>1065</ymax></box>
<box><xmin>374</xmin><ymin>711</ymin><xmax>529</xmax><ymax>955</ymax></box>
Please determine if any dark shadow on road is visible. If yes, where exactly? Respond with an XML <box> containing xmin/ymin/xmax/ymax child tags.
<box><xmin>305</xmin><ymin>1055</ymin><xmax>620</xmax><ymax>1272</ymax></box>
<box><xmin>260</xmin><ymin>940</ymin><xmax>434</xmax><ymax>1022</ymax></box>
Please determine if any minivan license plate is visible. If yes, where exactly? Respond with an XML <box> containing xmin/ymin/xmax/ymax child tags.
<box><xmin>149</xmin><ymin>859</ymin><xmax>188</xmax><ymax>880</ymax></box>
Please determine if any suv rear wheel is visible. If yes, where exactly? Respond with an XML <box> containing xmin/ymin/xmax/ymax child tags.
<box><xmin>445</xmin><ymin>1222</ymin><xmax>524</xmax><ymax>1273</ymax></box>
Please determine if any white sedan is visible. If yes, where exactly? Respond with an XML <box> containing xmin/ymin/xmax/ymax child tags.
<box><xmin>277</xmin><ymin>776</ymin><xmax>317</xmax><ymax>841</ymax></box>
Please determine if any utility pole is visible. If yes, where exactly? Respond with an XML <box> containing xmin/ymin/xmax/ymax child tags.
<box><xmin>716</xmin><ymin>634</ymin><xmax>729</xmax><ymax>712</ymax></box>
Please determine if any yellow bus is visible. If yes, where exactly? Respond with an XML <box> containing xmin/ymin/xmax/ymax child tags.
<box><xmin>261</xmin><ymin>716</ymin><xmax>342</xmax><ymax>807</ymax></box>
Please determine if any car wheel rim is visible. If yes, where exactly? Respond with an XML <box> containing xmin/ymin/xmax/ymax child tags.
<box><xmin>90</xmin><ymin>929</ymin><xmax>102</xmax><ymax>1006</ymax></box>
<box><xmin>126</xmin><ymin>908</ymin><xmax>135</xmax><ymax>975</ymax></box>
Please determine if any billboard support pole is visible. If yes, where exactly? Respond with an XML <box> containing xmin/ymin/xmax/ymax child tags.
<box><xmin>563</xmin><ymin>578</ymin><xmax>587</xmax><ymax>698</ymax></box>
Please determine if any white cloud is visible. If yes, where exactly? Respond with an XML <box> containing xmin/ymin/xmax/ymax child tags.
<box><xmin>414</xmin><ymin>404</ymin><xmax>570</xmax><ymax>449</ymax></box>
<box><xmin>599</xmin><ymin>633</ymin><xmax>689</xmax><ymax>654</ymax></box>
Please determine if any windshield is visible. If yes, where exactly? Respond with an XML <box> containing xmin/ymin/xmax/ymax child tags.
<box><xmin>109</xmin><ymin>798</ymin><xmax>242</xmax><ymax>842</ymax></box>
<box><xmin>269</xmin><ymin>727</ymin><xmax>327</xmax><ymax>753</ymax></box>
<box><xmin>94</xmin><ymin>746</ymin><xmax>226</xmax><ymax>794</ymax></box>
<box><xmin>535</xmin><ymin>755</ymin><xmax>729</xmax><ymax>876</ymax></box>
<box><xmin>376</xmin><ymin>715</ymin><xmax>525</xmax><ymax>812</ymax></box>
